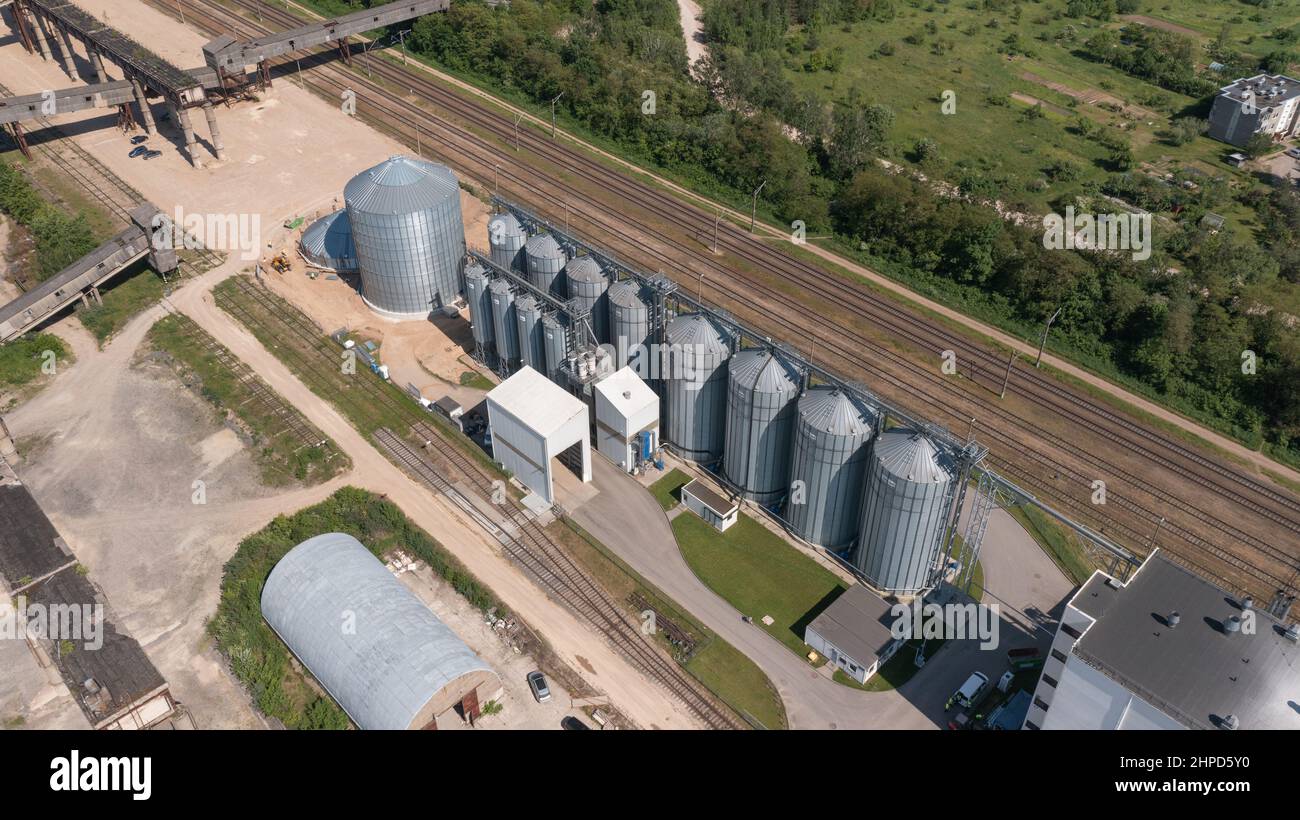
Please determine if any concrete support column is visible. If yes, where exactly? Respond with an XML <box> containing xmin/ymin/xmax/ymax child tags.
<box><xmin>174</xmin><ymin>103</ymin><xmax>202</xmax><ymax>169</ymax></box>
<box><xmin>30</xmin><ymin>13</ymin><xmax>54</xmax><ymax>61</ymax></box>
<box><xmin>201</xmin><ymin>101</ymin><xmax>225</xmax><ymax>161</ymax></box>
<box><xmin>89</xmin><ymin>47</ymin><xmax>109</xmax><ymax>84</ymax></box>
<box><xmin>54</xmin><ymin>23</ymin><xmax>80</xmax><ymax>82</ymax></box>
<box><xmin>130</xmin><ymin>77</ymin><xmax>156</xmax><ymax>135</ymax></box>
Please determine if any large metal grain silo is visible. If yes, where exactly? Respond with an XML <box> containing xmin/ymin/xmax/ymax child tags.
<box><xmin>542</xmin><ymin>314</ymin><xmax>568</xmax><ymax>384</ymax></box>
<box><xmin>464</xmin><ymin>262</ymin><xmax>495</xmax><ymax>367</ymax></box>
<box><xmin>489</xmin><ymin>278</ymin><xmax>520</xmax><ymax>372</ymax></box>
<box><xmin>525</xmin><ymin>233</ymin><xmax>566</xmax><ymax>298</ymax></box>
<box><xmin>723</xmin><ymin>349</ymin><xmax>801</xmax><ymax>505</ymax></box>
<box><xmin>488</xmin><ymin>212</ymin><xmax>526</xmax><ymax>273</ymax></box>
<box><xmin>565</xmin><ymin>255</ymin><xmax>608</xmax><ymax>344</ymax></box>
<box><xmin>607</xmin><ymin>280</ymin><xmax>650</xmax><ymax>375</ymax></box>
<box><xmin>345</xmin><ymin>156</ymin><xmax>465</xmax><ymax>318</ymax></box>
<box><xmin>662</xmin><ymin>313</ymin><xmax>731</xmax><ymax>463</ymax></box>
<box><xmin>785</xmin><ymin>388</ymin><xmax>877</xmax><ymax>548</ymax></box>
<box><xmin>515</xmin><ymin>294</ymin><xmax>545</xmax><ymax>373</ymax></box>
<box><xmin>854</xmin><ymin>429</ymin><xmax>956</xmax><ymax>594</ymax></box>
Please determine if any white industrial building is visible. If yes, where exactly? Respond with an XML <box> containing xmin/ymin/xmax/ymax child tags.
<box><xmin>1024</xmin><ymin>550</ymin><xmax>1300</xmax><ymax>730</ymax></box>
<box><xmin>803</xmin><ymin>584</ymin><xmax>901</xmax><ymax>684</ymax></box>
<box><xmin>484</xmin><ymin>366</ymin><xmax>591</xmax><ymax>505</ymax></box>
<box><xmin>594</xmin><ymin>366</ymin><xmax>659</xmax><ymax>472</ymax></box>
<box><xmin>680</xmin><ymin>478</ymin><xmax>738</xmax><ymax>532</ymax></box>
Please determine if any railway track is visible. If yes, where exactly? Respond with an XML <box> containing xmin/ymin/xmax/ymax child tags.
<box><xmin>215</xmin><ymin>274</ymin><xmax>745</xmax><ymax>729</ymax></box>
<box><xmin>157</xmin><ymin>0</ymin><xmax>1300</xmax><ymax>600</ymax></box>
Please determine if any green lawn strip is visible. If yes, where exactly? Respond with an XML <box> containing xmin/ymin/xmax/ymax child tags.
<box><xmin>1006</xmin><ymin>502</ymin><xmax>1098</xmax><ymax>586</ymax></box>
<box><xmin>552</xmin><ymin>517</ymin><xmax>787</xmax><ymax>730</ymax></box>
<box><xmin>74</xmin><ymin>263</ymin><xmax>165</xmax><ymax>345</ymax></box>
<box><xmin>0</xmin><ymin>333</ymin><xmax>68</xmax><ymax>391</ymax></box>
<box><xmin>647</xmin><ymin>468</ymin><xmax>691</xmax><ymax>511</ymax></box>
<box><xmin>208</xmin><ymin>485</ymin><xmax>508</xmax><ymax>729</ymax></box>
<box><xmin>145</xmin><ymin>314</ymin><xmax>350</xmax><ymax>487</ymax></box>
<box><xmin>672</xmin><ymin>510</ymin><xmax>848</xmax><ymax>660</ymax></box>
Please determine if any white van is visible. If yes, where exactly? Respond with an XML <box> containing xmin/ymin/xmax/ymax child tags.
<box><xmin>947</xmin><ymin>671</ymin><xmax>990</xmax><ymax>710</ymax></box>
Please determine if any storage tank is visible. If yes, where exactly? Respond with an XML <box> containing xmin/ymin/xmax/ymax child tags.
<box><xmin>542</xmin><ymin>314</ymin><xmax>567</xmax><ymax>384</ymax></box>
<box><xmin>525</xmin><ymin>233</ymin><xmax>566</xmax><ymax>297</ymax></box>
<box><xmin>515</xmin><ymin>294</ymin><xmax>546</xmax><ymax>373</ymax></box>
<box><xmin>565</xmin><ymin>255</ymin><xmax>608</xmax><ymax>344</ymax></box>
<box><xmin>464</xmin><ymin>263</ymin><xmax>495</xmax><ymax>366</ymax></box>
<box><xmin>489</xmin><ymin>278</ymin><xmax>520</xmax><ymax>371</ymax></box>
<box><xmin>854</xmin><ymin>428</ymin><xmax>957</xmax><ymax>594</ymax></box>
<box><xmin>723</xmin><ymin>349</ymin><xmax>801</xmax><ymax>504</ymax></box>
<box><xmin>607</xmin><ymin>280</ymin><xmax>650</xmax><ymax>375</ymax></box>
<box><xmin>785</xmin><ymin>388</ymin><xmax>877</xmax><ymax>548</ymax></box>
<box><xmin>299</xmin><ymin>209</ymin><xmax>356</xmax><ymax>272</ymax></box>
<box><xmin>662</xmin><ymin>313</ymin><xmax>731</xmax><ymax>462</ymax></box>
<box><xmin>488</xmin><ymin>212</ymin><xmax>526</xmax><ymax>273</ymax></box>
<box><xmin>344</xmin><ymin>155</ymin><xmax>465</xmax><ymax>318</ymax></box>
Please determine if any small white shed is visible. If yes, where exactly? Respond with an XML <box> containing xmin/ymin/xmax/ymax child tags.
<box><xmin>593</xmin><ymin>367</ymin><xmax>659</xmax><ymax>472</ymax></box>
<box><xmin>485</xmin><ymin>366</ymin><xmax>591</xmax><ymax>505</ymax></box>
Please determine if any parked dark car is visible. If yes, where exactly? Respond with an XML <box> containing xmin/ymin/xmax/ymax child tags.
<box><xmin>129</xmin><ymin>146</ymin><xmax>148</xmax><ymax>158</ymax></box>
<box><xmin>130</xmin><ymin>135</ymin><xmax>148</xmax><ymax>145</ymax></box>
<box><xmin>143</xmin><ymin>150</ymin><xmax>163</xmax><ymax>160</ymax></box>
<box><xmin>560</xmin><ymin>716</ymin><xmax>588</xmax><ymax>730</ymax></box>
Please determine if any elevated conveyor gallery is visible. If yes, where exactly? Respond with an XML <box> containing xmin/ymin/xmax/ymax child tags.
<box><xmin>0</xmin><ymin>204</ymin><xmax>177</xmax><ymax>343</ymax></box>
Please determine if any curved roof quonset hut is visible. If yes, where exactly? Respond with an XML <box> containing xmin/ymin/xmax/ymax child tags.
<box><xmin>260</xmin><ymin>533</ymin><xmax>500</xmax><ymax>730</ymax></box>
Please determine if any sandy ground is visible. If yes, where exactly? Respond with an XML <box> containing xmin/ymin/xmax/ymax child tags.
<box><xmin>675</xmin><ymin>0</ymin><xmax>707</xmax><ymax>76</ymax></box>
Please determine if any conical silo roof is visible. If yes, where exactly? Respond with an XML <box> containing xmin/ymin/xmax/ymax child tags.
<box><xmin>344</xmin><ymin>155</ymin><xmax>459</xmax><ymax>215</ymax></box>
<box><xmin>798</xmin><ymin>388</ymin><xmax>874</xmax><ymax>436</ymax></box>
<box><xmin>730</xmin><ymin>349</ymin><xmax>800</xmax><ymax>393</ymax></box>
<box><xmin>565</xmin><ymin>255</ymin><xmax>604</xmax><ymax>284</ymax></box>
<box><xmin>526</xmin><ymin>233</ymin><xmax>563</xmax><ymax>259</ymax></box>
<box><xmin>607</xmin><ymin>280</ymin><xmax>644</xmax><ymax>307</ymax></box>
<box><xmin>489</xmin><ymin>212</ymin><xmax>524</xmax><ymax>237</ymax></box>
<box><xmin>299</xmin><ymin>209</ymin><xmax>356</xmax><ymax>271</ymax></box>
<box><xmin>665</xmin><ymin>313</ymin><xmax>729</xmax><ymax>352</ymax></box>
<box><xmin>873</xmin><ymin>429</ymin><xmax>954</xmax><ymax>483</ymax></box>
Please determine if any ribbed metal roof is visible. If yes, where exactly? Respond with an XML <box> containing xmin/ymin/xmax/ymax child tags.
<box><xmin>488</xmin><ymin>212</ymin><xmax>525</xmax><ymax>238</ymax></box>
<box><xmin>343</xmin><ymin>155</ymin><xmax>459</xmax><ymax>215</ymax></box>
<box><xmin>607</xmin><ymin>280</ymin><xmax>644</xmax><ymax>308</ymax></box>
<box><xmin>873</xmin><ymin>429</ymin><xmax>954</xmax><ymax>484</ymax></box>
<box><xmin>729</xmin><ymin>348</ymin><xmax>801</xmax><ymax>394</ymax></box>
<box><xmin>565</xmin><ymin>255</ymin><xmax>604</xmax><ymax>284</ymax></box>
<box><xmin>665</xmin><ymin>313</ymin><xmax>730</xmax><ymax>351</ymax></box>
<box><xmin>516</xmin><ymin>293</ymin><xmax>542</xmax><ymax>313</ymax></box>
<box><xmin>525</xmin><ymin>233</ymin><xmax>563</xmax><ymax>259</ymax></box>
<box><xmin>260</xmin><ymin>533</ymin><xmax>495</xmax><ymax>731</ymax></box>
<box><xmin>465</xmin><ymin>261</ymin><xmax>488</xmax><ymax>281</ymax></box>
<box><xmin>299</xmin><ymin>210</ymin><xmax>357</xmax><ymax>272</ymax></box>
<box><xmin>488</xmin><ymin>277</ymin><xmax>513</xmax><ymax>295</ymax></box>
<box><xmin>798</xmin><ymin>388</ymin><xmax>875</xmax><ymax>436</ymax></box>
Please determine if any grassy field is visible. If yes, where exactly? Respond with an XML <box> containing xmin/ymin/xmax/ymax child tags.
<box><xmin>549</xmin><ymin>517</ymin><xmax>787</xmax><ymax>729</ymax></box>
<box><xmin>648</xmin><ymin>468</ymin><xmax>692</xmax><ymax>511</ymax></box>
<box><xmin>674</xmin><ymin>510</ymin><xmax>848</xmax><ymax>659</ymax></box>
<box><xmin>145</xmin><ymin>314</ymin><xmax>350</xmax><ymax>487</ymax></box>
<box><xmin>209</xmin><ymin>485</ymin><xmax>508</xmax><ymax>729</ymax></box>
<box><xmin>0</xmin><ymin>333</ymin><xmax>68</xmax><ymax>396</ymax></box>
<box><xmin>75</xmin><ymin>264</ymin><xmax>164</xmax><ymax>345</ymax></box>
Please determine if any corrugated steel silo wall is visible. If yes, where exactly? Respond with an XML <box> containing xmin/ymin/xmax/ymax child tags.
<box><xmin>526</xmin><ymin>243</ymin><xmax>567</xmax><ymax>298</ymax></box>
<box><xmin>465</xmin><ymin>266</ymin><xmax>495</xmax><ymax>363</ymax></box>
<box><xmin>664</xmin><ymin>348</ymin><xmax>729</xmax><ymax>462</ymax></box>
<box><xmin>608</xmin><ymin>283</ymin><xmax>650</xmax><ymax>374</ymax></box>
<box><xmin>854</xmin><ymin>458</ymin><xmax>953</xmax><ymax>593</ymax></box>
<box><xmin>723</xmin><ymin>358</ymin><xmax>799</xmax><ymax>505</ymax></box>
<box><xmin>489</xmin><ymin>280</ymin><xmax>520</xmax><ymax>370</ymax></box>
<box><xmin>349</xmin><ymin>194</ymin><xmax>465</xmax><ymax>315</ymax></box>
<box><xmin>786</xmin><ymin>391</ymin><xmax>874</xmax><ymax>548</ymax></box>
<box><xmin>566</xmin><ymin>261</ymin><xmax>609</xmax><ymax>344</ymax></box>
<box><xmin>516</xmin><ymin>296</ymin><xmax>545</xmax><ymax>373</ymax></box>
<box><xmin>542</xmin><ymin>315</ymin><xmax>567</xmax><ymax>384</ymax></box>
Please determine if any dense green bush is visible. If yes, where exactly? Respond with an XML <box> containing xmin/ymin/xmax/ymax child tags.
<box><xmin>0</xmin><ymin>160</ymin><xmax>100</xmax><ymax>281</ymax></box>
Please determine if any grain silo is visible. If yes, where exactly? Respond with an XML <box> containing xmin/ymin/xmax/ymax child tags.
<box><xmin>785</xmin><ymin>387</ymin><xmax>877</xmax><ymax>549</ymax></box>
<box><xmin>565</xmin><ymin>255</ymin><xmax>608</xmax><ymax>344</ymax></box>
<box><xmin>525</xmin><ymin>233</ymin><xmax>566</xmax><ymax>298</ymax></box>
<box><xmin>515</xmin><ymin>294</ymin><xmax>546</xmax><ymax>373</ymax></box>
<box><xmin>344</xmin><ymin>155</ymin><xmax>465</xmax><ymax>318</ymax></box>
<box><xmin>488</xmin><ymin>212</ymin><xmax>526</xmax><ymax>273</ymax></box>
<box><xmin>723</xmin><ymin>349</ymin><xmax>801</xmax><ymax>505</ymax></box>
<box><xmin>854</xmin><ymin>429</ymin><xmax>957</xmax><ymax>594</ymax></box>
<box><xmin>464</xmin><ymin>262</ymin><xmax>495</xmax><ymax>367</ymax></box>
<box><xmin>489</xmin><ymin>278</ymin><xmax>520</xmax><ymax>372</ymax></box>
<box><xmin>542</xmin><ymin>314</ymin><xmax>567</xmax><ymax>384</ymax></box>
<box><xmin>662</xmin><ymin>313</ymin><xmax>731</xmax><ymax>463</ymax></box>
<box><xmin>607</xmin><ymin>280</ymin><xmax>650</xmax><ymax>375</ymax></box>
<box><xmin>299</xmin><ymin>209</ymin><xmax>356</xmax><ymax>272</ymax></box>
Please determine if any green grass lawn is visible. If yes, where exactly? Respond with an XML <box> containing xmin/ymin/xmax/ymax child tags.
<box><xmin>1007</xmin><ymin>501</ymin><xmax>1100</xmax><ymax>586</ymax></box>
<box><xmin>648</xmin><ymin>468</ymin><xmax>692</xmax><ymax>511</ymax></box>
<box><xmin>0</xmin><ymin>333</ymin><xmax>68</xmax><ymax>393</ymax></box>
<box><xmin>458</xmin><ymin>369</ymin><xmax>495</xmax><ymax>391</ymax></box>
<box><xmin>673</xmin><ymin>510</ymin><xmax>848</xmax><ymax>659</ymax></box>
<box><xmin>76</xmin><ymin>264</ymin><xmax>165</xmax><ymax>345</ymax></box>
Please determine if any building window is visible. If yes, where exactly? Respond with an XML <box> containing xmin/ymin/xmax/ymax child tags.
<box><xmin>1050</xmin><ymin>649</ymin><xmax>1068</xmax><ymax>663</ymax></box>
<box><xmin>1025</xmin><ymin>720</ymin><xmax>1040</xmax><ymax>730</ymax></box>
<box><xmin>1042</xmin><ymin>674</ymin><xmax>1058</xmax><ymax>688</ymax></box>
<box><xmin>1033</xmin><ymin>696</ymin><xmax>1050</xmax><ymax>711</ymax></box>
<box><xmin>1061</xmin><ymin>623</ymin><xmax>1082</xmax><ymax>639</ymax></box>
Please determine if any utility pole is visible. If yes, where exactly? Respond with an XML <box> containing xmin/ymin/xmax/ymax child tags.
<box><xmin>1148</xmin><ymin>516</ymin><xmax>1165</xmax><ymax>549</ymax></box>
<box><xmin>415</xmin><ymin>121</ymin><xmax>421</xmax><ymax>157</ymax></box>
<box><xmin>397</xmin><ymin>29</ymin><xmax>410</xmax><ymax>66</ymax></box>
<box><xmin>999</xmin><ymin>351</ymin><xmax>1022</xmax><ymax>399</ymax></box>
<box><xmin>713</xmin><ymin>208</ymin><xmax>721</xmax><ymax>253</ymax></box>
<box><xmin>550</xmin><ymin>92</ymin><xmax>564</xmax><ymax>138</ymax></box>
<box><xmin>176</xmin><ymin>1</ymin><xmax>185</xmax><ymax>25</ymax></box>
<box><xmin>697</xmin><ymin>272</ymin><xmax>705</xmax><ymax>302</ymax></box>
<box><xmin>493</xmin><ymin>163</ymin><xmax>500</xmax><ymax>194</ymax></box>
<box><xmin>1036</xmin><ymin>306</ymin><xmax>1062</xmax><ymax>368</ymax></box>
<box><xmin>513</xmin><ymin>113</ymin><xmax>523</xmax><ymax>152</ymax></box>
<box><xmin>750</xmin><ymin>180</ymin><xmax>766</xmax><ymax>233</ymax></box>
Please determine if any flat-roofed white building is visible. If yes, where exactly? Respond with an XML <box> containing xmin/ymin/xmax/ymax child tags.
<box><xmin>485</xmin><ymin>366</ymin><xmax>591</xmax><ymax>505</ymax></box>
<box><xmin>593</xmin><ymin>366</ymin><xmax>659</xmax><ymax>472</ymax></box>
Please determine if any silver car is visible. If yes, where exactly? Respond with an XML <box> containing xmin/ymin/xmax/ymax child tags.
<box><xmin>526</xmin><ymin>671</ymin><xmax>551</xmax><ymax>703</ymax></box>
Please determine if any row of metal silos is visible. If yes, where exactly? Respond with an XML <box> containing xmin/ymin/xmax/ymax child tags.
<box><xmin>656</xmin><ymin>312</ymin><xmax>956</xmax><ymax>594</ymax></box>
